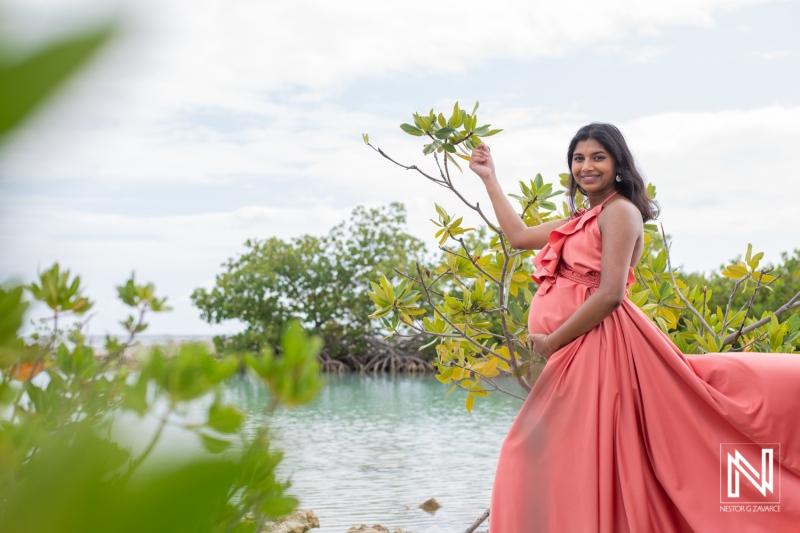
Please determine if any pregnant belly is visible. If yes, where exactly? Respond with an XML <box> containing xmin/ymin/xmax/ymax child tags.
<box><xmin>527</xmin><ymin>278</ymin><xmax>595</xmax><ymax>335</ymax></box>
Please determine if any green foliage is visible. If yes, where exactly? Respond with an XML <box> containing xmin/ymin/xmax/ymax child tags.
<box><xmin>0</xmin><ymin>24</ymin><xmax>114</xmax><ymax>139</ymax></box>
<box><xmin>0</xmin><ymin>17</ymin><xmax>324</xmax><ymax>532</ymax></box>
<box><xmin>0</xmin><ymin>286</ymin><xmax>28</xmax><ymax>364</ymax></box>
<box><xmin>193</xmin><ymin>203</ymin><xmax>427</xmax><ymax>360</ymax></box>
<box><xmin>366</xmin><ymin>102</ymin><xmax>800</xmax><ymax>411</ymax></box>
<box><xmin>1</xmin><ymin>430</ymin><xmax>238</xmax><ymax>533</ymax></box>
<box><xmin>0</xmin><ymin>266</ymin><xmax>324</xmax><ymax>532</ymax></box>
<box><xmin>683</xmin><ymin>248</ymin><xmax>800</xmax><ymax>324</ymax></box>
<box><xmin>246</xmin><ymin>321</ymin><xmax>324</xmax><ymax>407</ymax></box>
<box><xmin>27</xmin><ymin>263</ymin><xmax>93</xmax><ymax>316</ymax></box>
<box><xmin>388</xmin><ymin>101</ymin><xmax>501</xmax><ymax>173</ymax></box>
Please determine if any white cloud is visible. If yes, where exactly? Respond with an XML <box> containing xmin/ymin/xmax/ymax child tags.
<box><xmin>489</xmin><ymin>106</ymin><xmax>800</xmax><ymax>273</ymax></box>
<box><xmin>0</xmin><ymin>0</ymin><xmax>775</xmax><ymax>186</ymax></box>
<box><xmin>1</xmin><ymin>0</ymin><xmax>794</xmax><ymax>335</ymax></box>
<box><xmin>754</xmin><ymin>50</ymin><xmax>789</xmax><ymax>60</ymax></box>
<box><xmin>0</xmin><ymin>199</ymin><xmax>354</xmax><ymax>335</ymax></box>
<box><xmin>0</xmin><ymin>0</ymin><xmax>777</xmax><ymax>189</ymax></box>
<box><xmin>5</xmin><ymin>104</ymin><xmax>800</xmax><ymax>334</ymax></box>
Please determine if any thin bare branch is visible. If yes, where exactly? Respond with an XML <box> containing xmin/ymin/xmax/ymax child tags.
<box><xmin>464</xmin><ymin>508</ymin><xmax>490</xmax><ymax>533</ymax></box>
<box><xmin>396</xmin><ymin>315</ymin><xmax>504</xmax><ymax>342</ymax></box>
<box><xmin>728</xmin><ymin>331</ymin><xmax>768</xmax><ymax>352</ymax></box>
<box><xmin>441</xmin><ymin>244</ymin><xmax>500</xmax><ymax>285</ymax></box>
<box><xmin>366</xmin><ymin>142</ymin><xmax>446</xmax><ymax>186</ymax></box>
<box><xmin>660</xmin><ymin>223</ymin><xmax>715</xmax><ymax>337</ymax></box>
<box><xmin>433</xmin><ymin>149</ymin><xmax>449</xmax><ymax>183</ymax></box>
<box><xmin>392</xmin><ymin>268</ymin><xmax>447</xmax><ymax>298</ymax></box>
<box><xmin>456</xmin><ymin>237</ymin><xmax>501</xmax><ymax>284</ymax></box>
<box><xmin>721</xmin><ymin>277</ymin><xmax>747</xmax><ymax>333</ymax></box>
<box><xmin>415</xmin><ymin>264</ymin><xmax>507</xmax><ymax>361</ymax></box>
<box><xmin>495</xmin><ymin>236</ymin><xmax>532</xmax><ymax>391</ymax></box>
<box><xmin>733</xmin><ymin>269</ymin><xmax>779</xmax><ymax>318</ymax></box>
<box><xmin>726</xmin><ymin>271</ymin><xmax>765</xmax><ymax>348</ymax></box>
<box><xmin>519</xmin><ymin>198</ymin><xmax>537</xmax><ymax>221</ymax></box>
<box><xmin>722</xmin><ymin>289</ymin><xmax>800</xmax><ymax>345</ymax></box>
<box><xmin>702</xmin><ymin>286</ymin><xmax>708</xmax><ymax>322</ymax></box>
<box><xmin>449</xmin><ymin>361</ymin><xmax>527</xmax><ymax>401</ymax></box>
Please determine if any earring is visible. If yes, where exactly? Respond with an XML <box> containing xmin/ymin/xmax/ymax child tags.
<box><xmin>615</xmin><ymin>174</ymin><xmax>622</xmax><ymax>182</ymax></box>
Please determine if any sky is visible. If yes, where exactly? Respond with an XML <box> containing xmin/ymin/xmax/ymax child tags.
<box><xmin>0</xmin><ymin>0</ymin><xmax>798</xmax><ymax>337</ymax></box>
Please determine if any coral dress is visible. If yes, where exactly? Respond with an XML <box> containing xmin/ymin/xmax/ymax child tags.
<box><xmin>489</xmin><ymin>190</ymin><xmax>800</xmax><ymax>532</ymax></box>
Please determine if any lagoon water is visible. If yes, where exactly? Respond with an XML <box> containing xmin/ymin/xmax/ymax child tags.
<box><xmin>226</xmin><ymin>373</ymin><xmax>526</xmax><ymax>533</ymax></box>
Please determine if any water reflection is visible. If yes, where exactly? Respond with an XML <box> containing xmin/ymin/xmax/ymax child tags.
<box><xmin>225</xmin><ymin>374</ymin><xmax>526</xmax><ymax>532</ymax></box>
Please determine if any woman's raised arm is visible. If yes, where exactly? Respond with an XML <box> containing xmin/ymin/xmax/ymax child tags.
<box><xmin>469</xmin><ymin>143</ymin><xmax>568</xmax><ymax>250</ymax></box>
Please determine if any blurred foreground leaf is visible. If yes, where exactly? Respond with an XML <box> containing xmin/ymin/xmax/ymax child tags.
<box><xmin>0</xmin><ymin>25</ymin><xmax>114</xmax><ymax>138</ymax></box>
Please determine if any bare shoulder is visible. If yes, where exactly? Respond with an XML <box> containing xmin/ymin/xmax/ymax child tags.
<box><xmin>598</xmin><ymin>195</ymin><xmax>642</xmax><ymax>233</ymax></box>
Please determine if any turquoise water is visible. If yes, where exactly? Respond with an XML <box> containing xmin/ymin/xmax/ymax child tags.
<box><xmin>225</xmin><ymin>373</ymin><xmax>526</xmax><ymax>532</ymax></box>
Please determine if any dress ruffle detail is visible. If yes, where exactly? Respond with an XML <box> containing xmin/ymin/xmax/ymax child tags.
<box><xmin>531</xmin><ymin>191</ymin><xmax>635</xmax><ymax>295</ymax></box>
<box><xmin>531</xmin><ymin>208</ymin><xmax>599</xmax><ymax>294</ymax></box>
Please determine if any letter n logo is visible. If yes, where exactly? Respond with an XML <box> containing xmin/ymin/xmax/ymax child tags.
<box><xmin>720</xmin><ymin>443</ymin><xmax>781</xmax><ymax>504</ymax></box>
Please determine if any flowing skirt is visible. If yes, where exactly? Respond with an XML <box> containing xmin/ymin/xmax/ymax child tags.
<box><xmin>489</xmin><ymin>277</ymin><xmax>800</xmax><ymax>532</ymax></box>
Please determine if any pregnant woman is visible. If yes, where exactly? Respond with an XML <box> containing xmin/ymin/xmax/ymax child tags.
<box><xmin>469</xmin><ymin>123</ymin><xmax>800</xmax><ymax>532</ymax></box>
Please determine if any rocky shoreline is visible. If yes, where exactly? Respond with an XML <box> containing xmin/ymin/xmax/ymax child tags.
<box><xmin>261</xmin><ymin>501</ymin><xmax>489</xmax><ymax>533</ymax></box>
<box><xmin>261</xmin><ymin>509</ymin><xmax>413</xmax><ymax>533</ymax></box>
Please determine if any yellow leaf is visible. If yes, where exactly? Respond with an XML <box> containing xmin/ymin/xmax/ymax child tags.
<box><xmin>493</xmin><ymin>356</ymin><xmax>511</xmax><ymax>371</ymax></box>
<box><xmin>722</xmin><ymin>264</ymin><xmax>748</xmax><ymax>279</ymax></box>
<box><xmin>465</xmin><ymin>393</ymin><xmax>475</xmax><ymax>412</ymax></box>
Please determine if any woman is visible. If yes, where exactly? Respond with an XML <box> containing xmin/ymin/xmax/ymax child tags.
<box><xmin>469</xmin><ymin>123</ymin><xmax>800</xmax><ymax>532</ymax></box>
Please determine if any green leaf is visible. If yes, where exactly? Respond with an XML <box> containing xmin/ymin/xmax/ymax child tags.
<box><xmin>207</xmin><ymin>404</ymin><xmax>244</xmax><ymax>434</ymax></box>
<box><xmin>434</xmin><ymin>203</ymin><xmax>448</xmax><ymax>222</ymax></box>
<box><xmin>0</xmin><ymin>25</ymin><xmax>115</xmax><ymax>138</ymax></box>
<box><xmin>400</xmin><ymin>123</ymin><xmax>424</xmax><ymax>136</ymax></box>
<box><xmin>434</xmin><ymin>127</ymin><xmax>456</xmax><ymax>140</ymax></box>
<box><xmin>199</xmin><ymin>433</ymin><xmax>232</xmax><ymax>454</ymax></box>
<box><xmin>0</xmin><ymin>286</ymin><xmax>28</xmax><ymax>350</ymax></box>
<box><xmin>449</xmin><ymin>102</ymin><xmax>462</xmax><ymax>127</ymax></box>
<box><xmin>423</xmin><ymin>141</ymin><xmax>440</xmax><ymax>155</ymax></box>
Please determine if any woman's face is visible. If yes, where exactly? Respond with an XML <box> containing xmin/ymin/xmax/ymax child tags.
<box><xmin>571</xmin><ymin>138</ymin><xmax>617</xmax><ymax>196</ymax></box>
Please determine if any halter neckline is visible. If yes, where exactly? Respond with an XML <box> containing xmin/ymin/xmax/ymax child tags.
<box><xmin>571</xmin><ymin>190</ymin><xmax>619</xmax><ymax>220</ymax></box>
<box><xmin>591</xmin><ymin>189</ymin><xmax>619</xmax><ymax>209</ymax></box>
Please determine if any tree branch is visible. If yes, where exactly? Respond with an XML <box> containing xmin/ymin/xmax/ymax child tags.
<box><xmin>366</xmin><ymin>142</ymin><xmax>446</xmax><ymax>187</ymax></box>
<box><xmin>721</xmin><ymin>277</ymin><xmax>747</xmax><ymax>333</ymax></box>
<box><xmin>464</xmin><ymin>508</ymin><xmax>490</xmax><ymax>533</ymax></box>
<box><xmin>660</xmin><ymin>224</ymin><xmax>715</xmax><ymax>337</ymax></box>
<box><xmin>415</xmin><ymin>264</ymin><xmax>507</xmax><ymax>361</ymax></box>
<box><xmin>722</xmin><ymin>288</ymin><xmax>800</xmax><ymax>345</ymax></box>
<box><xmin>449</xmin><ymin>361</ymin><xmax>526</xmax><ymax>401</ymax></box>
<box><xmin>726</xmin><ymin>271</ymin><xmax>764</xmax><ymax>348</ymax></box>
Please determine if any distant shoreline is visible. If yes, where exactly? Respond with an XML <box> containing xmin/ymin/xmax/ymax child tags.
<box><xmin>83</xmin><ymin>334</ymin><xmax>218</xmax><ymax>348</ymax></box>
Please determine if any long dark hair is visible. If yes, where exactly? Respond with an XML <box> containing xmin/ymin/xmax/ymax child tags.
<box><xmin>566</xmin><ymin>123</ymin><xmax>659</xmax><ymax>222</ymax></box>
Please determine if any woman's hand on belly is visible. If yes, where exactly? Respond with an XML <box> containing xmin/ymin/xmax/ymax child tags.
<box><xmin>528</xmin><ymin>333</ymin><xmax>555</xmax><ymax>360</ymax></box>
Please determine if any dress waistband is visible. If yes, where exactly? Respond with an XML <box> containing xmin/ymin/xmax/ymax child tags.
<box><xmin>555</xmin><ymin>262</ymin><xmax>601</xmax><ymax>288</ymax></box>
